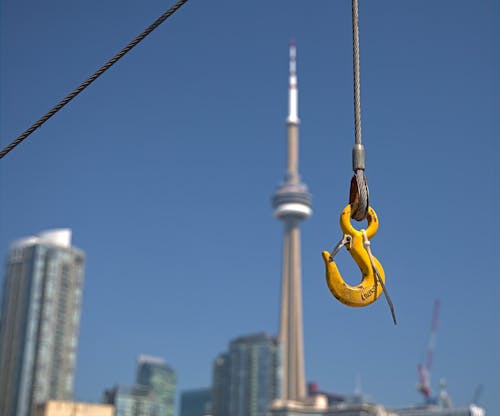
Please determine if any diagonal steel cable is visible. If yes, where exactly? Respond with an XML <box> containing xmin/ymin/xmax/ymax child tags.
<box><xmin>0</xmin><ymin>0</ymin><xmax>189</xmax><ymax>160</ymax></box>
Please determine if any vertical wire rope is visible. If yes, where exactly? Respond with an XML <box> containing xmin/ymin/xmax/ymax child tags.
<box><xmin>349</xmin><ymin>0</ymin><xmax>369</xmax><ymax>221</ymax></box>
<box><xmin>352</xmin><ymin>0</ymin><xmax>362</xmax><ymax>146</ymax></box>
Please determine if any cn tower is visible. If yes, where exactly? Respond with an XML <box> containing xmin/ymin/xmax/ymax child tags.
<box><xmin>272</xmin><ymin>41</ymin><xmax>312</xmax><ymax>403</ymax></box>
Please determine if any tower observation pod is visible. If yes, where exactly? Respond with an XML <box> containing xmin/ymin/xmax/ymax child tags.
<box><xmin>272</xmin><ymin>41</ymin><xmax>312</xmax><ymax>403</ymax></box>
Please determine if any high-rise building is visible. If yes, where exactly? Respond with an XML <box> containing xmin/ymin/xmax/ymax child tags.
<box><xmin>271</xmin><ymin>41</ymin><xmax>312</xmax><ymax>405</ymax></box>
<box><xmin>228</xmin><ymin>334</ymin><xmax>280</xmax><ymax>416</ymax></box>
<box><xmin>179</xmin><ymin>388</ymin><xmax>211</xmax><ymax>416</ymax></box>
<box><xmin>104</xmin><ymin>385</ymin><xmax>158</xmax><ymax>416</ymax></box>
<box><xmin>0</xmin><ymin>229</ymin><xmax>85</xmax><ymax>416</ymax></box>
<box><xmin>104</xmin><ymin>355</ymin><xmax>176</xmax><ymax>416</ymax></box>
<box><xmin>211</xmin><ymin>333</ymin><xmax>280</xmax><ymax>416</ymax></box>
<box><xmin>211</xmin><ymin>353</ymin><xmax>230</xmax><ymax>416</ymax></box>
<box><xmin>136</xmin><ymin>355</ymin><xmax>176</xmax><ymax>416</ymax></box>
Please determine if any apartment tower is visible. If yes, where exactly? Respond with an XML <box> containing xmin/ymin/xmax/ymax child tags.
<box><xmin>0</xmin><ymin>229</ymin><xmax>85</xmax><ymax>416</ymax></box>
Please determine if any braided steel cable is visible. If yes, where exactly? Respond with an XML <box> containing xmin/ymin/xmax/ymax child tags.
<box><xmin>349</xmin><ymin>0</ymin><xmax>369</xmax><ymax>221</ymax></box>
<box><xmin>352</xmin><ymin>0</ymin><xmax>362</xmax><ymax>147</ymax></box>
<box><xmin>0</xmin><ymin>0</ymin><xmax>189</xmax><ymax>160</ymax></box>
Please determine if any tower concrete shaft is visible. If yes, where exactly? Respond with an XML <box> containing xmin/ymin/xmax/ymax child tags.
<box><xmin>279</xmin><ymin>219</ymin><xmax>306</xmax><ymax>401</ymax></box>
<box><xmin>272</xmin><ymin>42</ymin><xmax>312</xmax><ymax>403</ymax></box>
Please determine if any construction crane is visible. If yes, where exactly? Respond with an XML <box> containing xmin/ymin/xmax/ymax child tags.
<box><xmin>417</xmin><ymin>299</ymin><xmax>441</xmax><ymax>403</ymax></box>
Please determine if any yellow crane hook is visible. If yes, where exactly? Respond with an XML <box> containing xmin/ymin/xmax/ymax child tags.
<box><xmin>321</xmin><ymin>204</ymin><xmax>385</xmax><ymax>307</ymax></box>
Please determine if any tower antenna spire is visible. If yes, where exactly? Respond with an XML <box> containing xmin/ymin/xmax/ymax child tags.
<box><xmin>287</xmin><ymin>40</ymin><xmax>299</xmax><ymax>125</ymax></box>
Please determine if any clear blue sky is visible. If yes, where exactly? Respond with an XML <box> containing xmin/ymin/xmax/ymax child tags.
<box><xmin>1</xmin><ymin>0</ymin><xmax>498</xmax><ymax>414</ymax></box>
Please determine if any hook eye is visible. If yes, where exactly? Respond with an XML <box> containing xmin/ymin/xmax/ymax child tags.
<box><xmin>340</xmin><ymin>204</ymin><xmax>379</xmax><ymax>240</ymax></box>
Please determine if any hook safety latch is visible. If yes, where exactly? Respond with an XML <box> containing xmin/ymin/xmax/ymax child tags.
<box><xmin>322</xmin><ymin>204</ymin><xmax>385</xmax><ymax>307</ymax></box>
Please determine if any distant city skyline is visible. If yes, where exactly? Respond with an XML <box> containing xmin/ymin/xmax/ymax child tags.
<box><xmin>0</xmin><ymin>229</ymin><xmax>85</xmax><ymax>416</ymax></box>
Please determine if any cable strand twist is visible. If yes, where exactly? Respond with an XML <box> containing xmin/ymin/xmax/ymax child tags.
<box><xmin>349</xmin><ymin>0</ymin><xmax>370</xmax><ymax>221</ymax></box>
<box><xmin>352</xmin><ymin>0</ymin><xmax>362</xmax><ymax>147</ymax></box>
<box><xmin>0</xmin><ymin>0</ymin><xmax>189</xmax><ymax>159</ymax></box>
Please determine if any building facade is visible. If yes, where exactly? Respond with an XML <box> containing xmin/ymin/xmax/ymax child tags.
<box><xmin>104</xmin><ymin>385</ymin><xmax>159</xmax><ymax>416</ymax></box>
<box><xmin>104</xmin><ymin>355</ymin><xmax>176</xmax><ymax>416</ymax></box>
<box><xmin>179</xmin><ymin>388</ymin><xmax>211</xmax><ymax>416</ymax></box>
<box><xmin>269</xmin><ymin>397</ymin><xmax>328</xmax><ymax>416</ymax></box>
<box><xmin>389</xmin><ymin>405</ymin><xmax>485</xmax><ymax>416</ymax></box>
<box><xmin>211</xmin><ymin>333</ymin><xmax>279</xmax><ymax>416</ymax></box>
<box><xmin>136</xmin><ymin>355</ymin><xmax>176</xmax><ymax>416</ymax></box>
<box><xmin>0</xmin><ymin>229</ymin><xmax>85</xmax><ymax>416</ymax></box>
<box><xmin>211</xmin><ymin>353</ymin><xmax>230</xmax><ymax>416</ymax></box>
<box><xmin>35</xmin><ymin>400</ymin><xmax>114</xmax><ymax>416</ymax></box>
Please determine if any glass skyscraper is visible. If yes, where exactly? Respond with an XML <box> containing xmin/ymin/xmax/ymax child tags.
<box><xmin>211</xmin><ymin>333</ymin><xmax>280</xmax><ymax>416</ymax></box>
<box><xmin>105</xmin><ymin>385</ymin><xmax>159</xmax><ymax>416</ymax></box>
<box><xmin>211</xmin><ymin>353</ymin><xmax>230</xmax><ymax>416</ymax></box>
<box><xmin>105</xmin><ymin>355</ymin><xmax>176</xmax><ymax>416</ymax></box>
<box><xmin>0</xmin><ymin>229</ymin><xmax>85</xmax><ymax>416</ymax></box>
<box><xmin>179</xmin><ymin>388</ymin><xmax>211</xmax><ymax>416</ymax></box>
<box><xmin>136</xmin><ymin>355</ymin><xmax>176</xmax><ymax>416</ymax></box>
